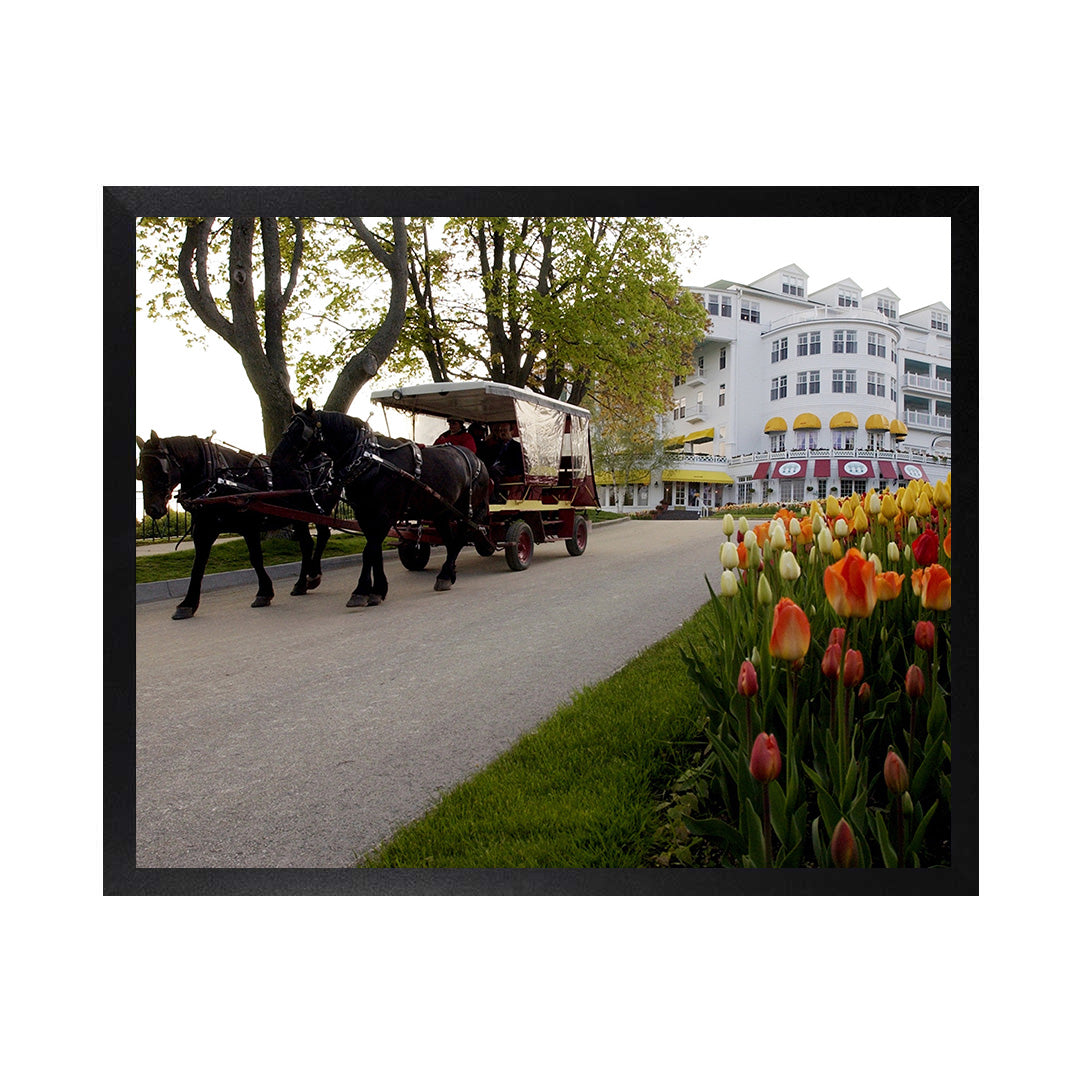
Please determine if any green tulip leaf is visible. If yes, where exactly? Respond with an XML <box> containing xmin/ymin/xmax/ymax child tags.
<box><xmin>872</xmin><ymin>812</ymin><xmax>898</xmax><ymax>869</ymax></box>
<box><xmin>745</xmin><ymin>799</ymin><xmax>766</xmax><ymax>868</ymax></box>
<box><xmin>685</xmin><ymin>816</ymin><xmax>747</xmax><ymax>854</ymax></box>
<box><xmin>811</xmin><ymin>816</ymin><xmax>826</xmax><ymax>867</ymax></box>
<box><xmin>908</xmin><ymin>799</ymin><xmax>939</xmax><ymax>854</ymax></box>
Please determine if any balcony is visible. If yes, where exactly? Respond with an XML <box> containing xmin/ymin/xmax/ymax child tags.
<box><xmin>903</xmin><ymin>410</ymin><xmax>951</xmax><ymax>432</ymax></box>
<box><xmin>902</xmin><ymin>373</ymin><xmax>951</xmax><ymax>395</ymax></box>
<box><xmin>766</xmin><ymin>305</ymin><xmax>895</xmax><ymax>334</ymax></box>
<box><xmin>682</xmin><ymin>444</ymin><xmax>951</xmax><ymax>469</ymax></box>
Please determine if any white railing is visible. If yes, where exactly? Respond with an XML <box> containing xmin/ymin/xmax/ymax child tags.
<box><xmin>766</xmin><ymin>305</ymin><xmax>895</xmax><ymax>333</ymax></box>
<box><xmin>679</xmin><ymin>444</ymin><xmax>951</xmax><ymax>468</ymax></box>
<box><xmin>902</xmin><ymin>374</ymin><xmax>951</xmax><ymax>394</ymax></box>
<box><xmin>903</xmin><ymin>411</ymin><xmax>952</xmax><ymax>431</ymax></box>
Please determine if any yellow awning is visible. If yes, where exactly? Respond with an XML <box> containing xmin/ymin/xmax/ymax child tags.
<box><xmin>793</xmin><ymin>412</ymin><xmax>821</xmax><ymax>430</ymax></box>
<box><xmin>663</xmin><ymin>469</ymin><xmax>735</xmax><ymax>484</ymax></box>
<box><xmin>665</xmin><ymin>434</ymin><xmax>686</xmax><ymax>449</ymax></box>
<box><xmin>889</xmin><ymin>419</ymin><xmax>908</xmax><ymax>436</ymax></box>
<box><xmin>596</xmin><ymin>470</ymin><xmax>650</xmax><ymax>485</ymax></box>
<box><xmin>830</xmin><ymin>411</ymin><xmax>858</xmax><ymax>429</ymax></box>
<box><xmin>764</xmin><ymin>416</ymin><xmax>788</xmax><ymax>433</ymax></box>
<box><xmin>865</xmin><ymin>413</ymin><xmax>890</xmax><ymax>430</ymax></box>
<box><xmin>685</xmin><ymin>427</ymin><xmax>715</xmax><ymax>444</ymax></box>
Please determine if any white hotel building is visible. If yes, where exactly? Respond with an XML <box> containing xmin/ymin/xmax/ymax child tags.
<box><xmin>597</xmin><ymin>263</ymin><xmax>952</xmax><ymax>512</ymax></box>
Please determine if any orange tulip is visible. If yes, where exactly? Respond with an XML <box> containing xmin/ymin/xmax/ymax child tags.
<box><xmin>823</xmin><ymin>548</ymin><xmax>878</xmax><ymax>619</ymax></box>
<box><xmin>753</xmin><ymin>522</ymin><xmax>771</xmax><ymax>550</ymax></box>
<box><xmin>910</xmin><ymin>567</ymin><xmax>924</xmax><ymax>598</ymax></box>
<box><xmin>874</xmin><ymin>571</ymin><xmax>905</xmax><ymax>601</ymax></box>
<box><xmin>943</xmin><ymin>528</ymin><xmax>952</xmax><ymax>558</ymax></box>
<box><xmin>921</xmin><ymin>563</ymin><xmax>952</xmax><ymax>611</ymax></box>
<box><xmin>769</xmin><ymin>597</ymin><xmax>811</xmax><ymax>661</ymax></box>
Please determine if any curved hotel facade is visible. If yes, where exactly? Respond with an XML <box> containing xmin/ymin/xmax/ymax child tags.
<box><xmin>597</xmin><ymin>263</ymin><xmax>951</xmax><ymax>512</ymax></box>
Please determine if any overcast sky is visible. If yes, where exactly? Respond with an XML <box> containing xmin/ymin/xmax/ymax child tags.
<box><xmin>135</xmin><ymin>214</ymin><xmax>951</xmax><ymax>455</ymax></box>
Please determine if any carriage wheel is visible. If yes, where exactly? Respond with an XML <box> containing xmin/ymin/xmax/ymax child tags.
<box><xmin>565</xmin><ymin>514</ymin><xmax>589</xmax><ymax>557</ymax></box>
<box><xmin>504</xmin><ymin>520</ymin><xmax>534</xmax><ymax>571</ymax></box>
<box><xmin>398</xmin><ymin>540</ymin><xmax>431</xmax><ymax>571</ymax></box>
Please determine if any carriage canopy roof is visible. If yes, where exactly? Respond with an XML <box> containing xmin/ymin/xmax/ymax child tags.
<box><xmin>370</xmin><ymin>381</ymin><xmax>593</xmax><ymax>484</ymax></box>
<box><xmin>369</xmin><ymin>381</ymin><xmax>592</xmax><ymax>424</ymax></box>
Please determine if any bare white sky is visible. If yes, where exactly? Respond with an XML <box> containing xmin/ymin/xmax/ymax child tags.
<box><xmin>135</xmin><ymin>214</ymin><xmax>951</xmax><ymax>454</ymax></box>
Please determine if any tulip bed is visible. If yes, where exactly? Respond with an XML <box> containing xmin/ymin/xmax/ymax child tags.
<box><xmin>664</xmin><ymin>478</ymin><xmax>952</xmax><ymax>869</ymax></box>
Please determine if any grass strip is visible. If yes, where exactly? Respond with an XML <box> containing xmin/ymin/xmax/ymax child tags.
<box><xmin>135</xmin><ymin>534</ymin><xmax>369</xmax><ymax>584</ymax></box>
<box><xmin>359</xmin><ymin>603</ymin><xmax>713</xmax><ymax>868</ymax></box>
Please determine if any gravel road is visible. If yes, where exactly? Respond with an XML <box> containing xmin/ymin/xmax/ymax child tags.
<box><xmin>135</xmin><ymin>518</ymin><xmax>726</xmax><ymax>868</ymax></box>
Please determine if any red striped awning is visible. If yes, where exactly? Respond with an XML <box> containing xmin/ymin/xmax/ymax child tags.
<box><xmin>837</xmin><ymin>459</ymin><xmax>874</xmax><ymax>480</ymax></box>
<box><xmin>813</xmin><ymin>460</ymin><xmax>832</xmax><ymax>478</ymax></box>
<box><xmin>897</xmin><ymin>461</ymin><xmax>928</xmax><ymax>482</ymax></box>
<box><xmin>753</xmin><ymin>462</ymin><xmax>771</xmax><ymax>480</ymax></box>
<box><xmin>878</xmin><ymin>460</ymin><xmax>897</xmax><ymax>480</ymax></box>
<box><xmin>773</xmin><ymin>459</ymin><xmax>808</xmax><ymax>479</ymax></box>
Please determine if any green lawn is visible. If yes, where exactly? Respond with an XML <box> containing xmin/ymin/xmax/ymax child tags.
<box><xmin>360</xmin><ymin>604</ymin><xmax>713</xmax><ymax>868</ymax></box>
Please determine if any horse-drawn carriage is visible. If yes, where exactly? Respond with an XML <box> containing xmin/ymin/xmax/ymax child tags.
<box><xmin>369</xmin><ymin>380</ymin><xmax>599</xmax><ymax>573</ymax></box>
<box><xmin>138</xmin><ymin>381</ymin><xmax>598</xmax><ymax>617</ymax></box>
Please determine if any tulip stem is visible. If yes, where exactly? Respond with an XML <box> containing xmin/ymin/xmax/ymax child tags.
<box><xmin>895</xmin><ymin>797</ymin><xmax>905</xmax><ymax>867</ymax></box>
<box><xmin>761</xmin><ymin>784</ymin><xmax>772</xmax><ymax>869</ymax></box>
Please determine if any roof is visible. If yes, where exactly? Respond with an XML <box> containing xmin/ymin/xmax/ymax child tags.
<box><xmin>369</xmin><ymin>380</ymin><xmax>592</xmax><ymax>423</ymax></box>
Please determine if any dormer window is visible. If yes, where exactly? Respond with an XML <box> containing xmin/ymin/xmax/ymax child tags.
<box><xmin>838</xmin><ymin>288</ymin><xmax>860</xmax><ymax>308</ymax></box>
<box><xmin>782</xmin><ymin>273</ymin><xmax>806</xmax><ymax>297</ymax></box>
<box><xmin>931</xmin><ymin>310</ymin><xmax>949</xmax><ymax>331</ymax></box>
<box><xmin>877</xmin><ymin>297</ymin><xmax>897</xmax><ymax>319</ymax></box>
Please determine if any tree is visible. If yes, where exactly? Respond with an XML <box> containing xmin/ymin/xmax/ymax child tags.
<box><xmin>433</xmin><ymin>216</ymin><xmax>708</xmax><ymax>412</ymax></box>
<box><xmin>137</xmin><ymin>216</ymin><xmax>408</xmax><ymax>451</ymax></box>
<box><xmin>590</xmin><ymin>391</ymin><xmax>674</xmax><ymax>511</ymax></box>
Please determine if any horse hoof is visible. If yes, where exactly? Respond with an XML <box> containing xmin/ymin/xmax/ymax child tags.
<box><xmin>367</xmin><ymin>595</ymin><xmax>383</xmax><ymax>606</ymax></box>
<box><xmin>172</xmin><ymin>607</ymin><xmax>195</xmax><ymax>620</ymax></box>
<box><xmin>306</xmin><ymin>575</ymin><xmax>322</xmax><ymax>590</ymax></box>
<box><xmin>251</xmin><ymin>596</ymin><xmax>272</xmax><ymax>608</ymax></box>
<box><xmin>346</xmin><ymin>594</ymin><xmax>367</xmax><ymax>608</ymax></box>
<box><xmin>290</xmin><ymin>584</ymin><xmax>307</xmax><ymax>596</ymax></box>
<box><xmin>434</xmin><ymin>579</ymin><xmax>453</xmax><ymax>592</ymax></box>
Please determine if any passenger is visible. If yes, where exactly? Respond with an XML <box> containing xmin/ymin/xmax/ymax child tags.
<box><xmin>467</xmin><ymin>422</ymin><xmax>487</xmax><ymax>450</ymax></box>
<box><xmin>434</xmin><ymin>417</ymin><xmax>476</xmax><ymax>453</ymax></box>
<box><xmin>479</xmin><ymin>421</ymin><xmax>525</xmax><ymax>489</ymax></box>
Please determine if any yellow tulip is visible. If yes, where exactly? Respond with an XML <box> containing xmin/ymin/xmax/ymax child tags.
<box><xmin>880</xmin><ymin>493</ymin><xmax>899</xmax><ymax>520</ymax></box>
<box><xmin>826</xmin><ymin>495</ymin><xmax>841</xmax><ymax>518</ymax></box>
<box><xmin>900</xmin><ymin>486</ymin><xmax>916</xmax><ymax>514</ymax></box>
<box><xmin>831</xmin><ymin>539</ymin><xmax>843</xmax><ymax>559</ymax></box>
<box><xmin>852</xmin><ymin>505</ymin><xmax>869</xmax><ymax>532</ymax></box>
<box><xmin>915</xmin><ymin>489</ymin><xmax>933</xmax><ymax>517</ymax></box>
<box><xmin>934</xmin><ymin>480</ymin><xmax>950</xmax><ymax>509</ymax></box>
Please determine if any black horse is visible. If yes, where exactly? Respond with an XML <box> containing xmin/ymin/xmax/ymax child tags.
<box><xmin>272</xmin><ymin>401</ymin><xmax>493</xmax><ymax>607</ymax></box>
<box><xmin>136</xmin><ymin>431</ymin><xmax>337</xmax><ymax>619</ymax></box>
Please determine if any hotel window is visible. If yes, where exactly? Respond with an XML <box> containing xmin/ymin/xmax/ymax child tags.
<box><xmin>833</xmin><ymin>430</ymin><xmax>855</xmax><ymax>451</ymax></box>
<box><xmin>890</xmin><ymin>377</ymin><xmax>897</xmax><ymax>402</ymax></box>
<box><xmin>797</xmin><ymin>331</ymin><xmax>821</xmax><ymax>356</ymax></box>
<box><xmin>795</xmin><ymin>429</ymin><xmax>818</xmax><ymax>450</ymax></box>
<box><xmin>845</xmin><ymin>369</ymin><xmax>857</xmax><ymax>393</ymax></box>
<box><xmin>721</xmin><ymin>294</ymin><xmax>733</xmax><ymax>317</ymax></box>
<box><xmin>867</xmin><ymin>371</ymin><xmax>886</xmax><ymax>397</ymax></box>
<box><xmin>833</xmin><ymin>330</ymin><xmax>857</xmax><ymax>354</ymax></box>
<box><xmin>674</xmin><ymin>373</ymin><xmax>685</xmax><ymax>387</ymax></box>
<box><xmin>706</xmin><ymin>292</ymin><xmax>720</xmax><ymax>315</ymax></box>
<box><xmin>696</xmin><ymin>391</ymin><xmax>704</xmax><ymax>414</ymax></box>
<box><xmin>840</xmin><ymin>478</ymin><xmax>854</xmax><ymax>497</ymax></box>
<box><xmin>718</xmin><ymin>385</ymin><xmax>726</xmax><ymax>407</ymax></box>
<box><xmin>770</xmin><ymin>432</ymin><xmax>786</xmax><ymax>452</ymax></box>
<box><xmin>832</xmin><ymin>369</ymin><xmax>857</xmax><ymax>394</ymax></box>
<box><xmin>796</xmin><ymin>371</ymin><xmax>807</xmax><ymax>395</ymax></box>
<box><xmin>718</xmin><ymin>346</ymin><xmax>727</xmax><ymax>370</ymax></box>
<box><xmin>770</xmin><ymin>375</ymin><xmax>788</xmax><ymax>400</ymax></box>
<box><xmin>867</xmin><ymin>332</ymin><xmax>886</xmax><ymax>358</ymax></box>
<box><xmin>771</xmin><ymin>337</ymin><xmax>788</xmax><ymax>363</ymax></box>
<box><xmin>867</xmin><ymin>430</ymin><xmax>887</xmax><ymax>450</ymax></box>
<box><xmin>674</xmin><ymin>397</ymin><xmax>686</xmax><ymax>419</ymax></box>
<box><xmin>740</xmin><ymin>300</ymin><xmax>760</xmax><ymax>323</ymax></box>
<box><xmin>782</xmin><ymin>274</ymin><xmax>805</xmax><ymax>297</ymax></box>
<box><xmin>877</xmin><ymin>298</ymin><xmax>897</xmax><ymax>319</ymax></box>
<box><xmin>808</xmin><ymin>369</ymin><xmax>820</xmax><ymax>394</ymax></box>
<box><xmin>838</xmin><ymin>289</ymin><xmax>860</xmax><ymax>308</ymax></box>
<box><xmin>931</xmin><ymin>310</ymin><xmax>949</xmax><ymax>331</ymax></box>
<box><xmin>696</xmin><ymin>354</ymin><xmax>706</xmax><ymax>377</ymax></box>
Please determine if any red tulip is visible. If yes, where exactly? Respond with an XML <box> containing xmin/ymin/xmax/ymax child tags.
<box><xmin>830</xmin><ymin>818</ymin><xmax>858</xmax><ymax>868</ymax></box>
<box><xmin>828</xmin><ymin>627</ymin><xmax>846</xmax><ymax>650</ymax></box>
<box><xmin>821</xmin><ymin>642</ymin><xmax>842</xmax><ymax>680</ymax></box>
<box><xmin>823</xmin><ymin>549</ymin><xmax>878</xmax><ymax>619</ymax></box>
<box><xmin>883</xmin><ymin>751</ymin><xmax>909</xmax><ymax>794</ymax></box>
<box><xmin>914</xmin><ymin>621</ymin><xmax>935</xmax><ymax>651</ymax></box>
<box><xmin>749</xmin><ymin>732</ymin><xmax>782</xmax><ymax>785</ymax></box>
<box><xmin>911</xmin><ymin>528</ymin><xmax>939</xmax><ymax>567</ymax></box>
<box><xmin>842</xmin><ymin>649</ymin><xmax>864</xmax><ymax>688</ymax></box>
<box><xmin>769</xmin><ymin>597</ymin><xmax>811</xmax><ymax>662</ymax></box>
<box><xmin>905</xmin><ymin>664</ymin><xmax>925</xmax><ymax>699</ymax></box>
<box><xmin>737</xmin><ymin>660</ymin><xmax>758</xmax><ymax>697</ymax></box>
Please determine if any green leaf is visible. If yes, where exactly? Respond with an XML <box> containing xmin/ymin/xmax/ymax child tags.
<box><xmin>745</xmin><ymin>798</ymin><xmax>767</xmax><ymax>868</ymax></box>
<box><xmin>908</xmin><ymin>800</ymin><xmax>939</xmax><ymax>854</ymax></box>
<box><xmin>768</xmin><ymin>780</ymin><xmax>788</xmax><ymax>847</ymax></box>
<box><xmin>811</xmin><ymin>816</ymin><xmax>826</xmax><ymax>867</ymax></box>
<box><xmin>872</xmin><ymin>812</ymin><xmax>898</xmax><ymax>868</ymax></box>
<box><xmin>685</xmin><ymin>816</ymin><xmax>747</xmax><ymax>854</ymax></box>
